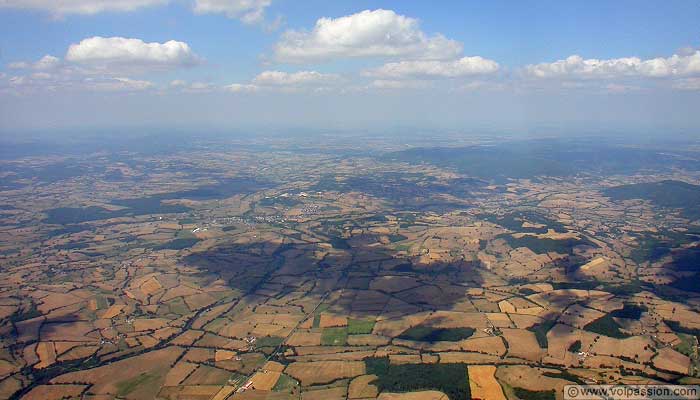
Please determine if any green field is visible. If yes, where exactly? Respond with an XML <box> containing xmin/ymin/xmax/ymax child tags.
<box><xmin>674</xmin><ymin>333</ymin><xmax>697</xmax><ymax>357</ymax></box>
<box><xmin>321</xmin><ymin>327</ymin><xmax>348</xmax><ymax>345</ymax></box>
<box><xmin>272</xmin><ymin>373</ymin><xmax>299</xmax><ymax>392</ymax></box>
<box><xmin>347</xmin><ymin>318</ymin><xmax>375</xmax><ymax>335</ymax></box>
<box><xmin>528</xmin><ymin>319</ymin><xmax>557</xmax><ymax>348</ymax></box>
<box><xmin>365</xmin><ymin>357</ymin><xmax>471</xmax><ymax>400</ymax></box>
<box><xmin>584</xmin><ymin>314</ymin><xmax>629</xmax><ymax>338</ymax></box>
<box><xmin>115</xmin><ymin>372</ymin><xmax>159</xmax><ymax>397</ymax></box>
<box><xmin>513</xmin><ymin>387</ymin><xmax>556</xmax><ymax>400</ymax></box>
<box><xmin>256</xmin><ymin>336</ymin><xmax>285</xmax><ymax>348</ymax></box>
<box><xmin>152</xmin><ymin>237</ymin><xmax>200</xmax><ymax>250</ymax></box>
<box><xmin>312</xmin><ymin>304</ymin><xmax>330</xmax><ymax>329</ymax></box>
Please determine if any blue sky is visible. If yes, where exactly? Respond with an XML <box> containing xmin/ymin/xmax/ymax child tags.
<box><xmin>1</xmin><ymin>1</ymin><xmax>699</xmax><ymax>133</ymax></box>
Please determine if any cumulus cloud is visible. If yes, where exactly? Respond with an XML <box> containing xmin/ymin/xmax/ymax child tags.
<box><xmin>364</xmin><ymin>56</ymin><xmax>499</xmax><ymax>79</ymax></box>
<box><xmin>252</xmin><ymin>70</ymin><xmax>339</xmax><ymax>86</ymax></box>
<box><xmin>274</xmin><ymin>9</ymin><xmax>462</xmax><ymax>63</ymax></box>
<box><xmin>0</xmin><ymin>0</ymin><xmax>275</xmax><ymax>24</ymax></box>
<box><xmin>193</xmin><ymin>0</ymin><xmax>271</xmax><ymax>24</ymax></box>
<box><xmin>2</xmin><ymin>36</ymin><xmax>199</xmax><ymax>94</ymax></box>
<box><xmin>524</xmin><ymin>51</ymin><xmax>700</xmax><ymax>79</ymax></box>
<box><xmin>369</xmin><ymin>79</ymin><xmax>431</xmax><ymax>90</ymax></box>
<box><xmin>224</xmin><ymin>70</ymin><xmax>339</xmax><ymax>93</ymax></box>
<box><xmin>168</xmin><ymin>80</ymin><xmax>215</xmax><ymax>92</ymax></box>
<box><xmin>85</xmin><ymin>77</ymin><xmax>154</xmax><ymax>91</ymax></box>
<box><xmin>455</xmin><ymin>80</ymin><xmax>509</xmax><ymax>92</ymax></box>
<box><xmin>0</xmin><ymin>0</ymin><xmax>167</xmax><ymax>16</ymax></box>
<box><xmin>8</xmin><ymin>55</ymin><xmax>62</xmax><ymax>71</ymax></box>
<box><xmin>169</xmin><ymin>79</ymin><xmax>188</xmax><ymax>88</ymax></box>
<box><xmin>224</xmin><ymin>83</ymin><xmax>259</xmax><ymax>93</ymax></box>
<box><xmin>65</xmin><ymin>37</ymin><xmax>201</xmax><ymax>71</ymax></box>
<box><xmin>2</xmin><ymin>72</ymin><xmax>154</xmax><ymax>94</ymax></box>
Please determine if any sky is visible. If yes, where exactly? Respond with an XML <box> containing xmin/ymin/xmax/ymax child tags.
<box><xmin>1</xmin><ymin>0</ymin><xmax>699</xmax><ymax>135</ymax></box>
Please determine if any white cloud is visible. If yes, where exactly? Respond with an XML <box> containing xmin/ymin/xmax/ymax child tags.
<box><xmin>65</xmin><ymin>36</ymin><xmax>201</xmax><ymax>70</ymax></box>
<box><xmin>370</xmin><ymin>79</ymin><xmax>431</xmax><ymax>90</ymax></box>
<box><xmin>85</xmin><ymin>77</ymin><xmax>154</xmax><ymax>91</ymax></box>
<box><xmin>3</xmin><ymin>37</ymin><xmax>202</xmax><ymax>94</ymax></box>
<box><xmin>34</xmin><ymin>55</ymin><xmax>62</xmax><ymax>70</ymax></box>
<box><xmin>2</xmin><ymin>72</ymin><xmax>154</xmax><ymax>93</ymax></box>
<box><xmin>224</xmin><ymin>70</ymin><xmax>338</xmax><ymax>93</ymax></box>
<box><xmin>189</xmin><ymin>82</ymin><xmax>211</xmax><ymax>90</ymax></box>
<box><xmin>364</xmin><ymin>56</ymin><xmax>499</xmax><ymax>79</ymax></box>
<box><xmin>252</xmin><ymin>70</ymin><xmax>339</xmax><ymax>86</ymax></box>
<box><xmin>224</xmin><ymin>83</ymin><xmax>259</xmax><ymax>92</ymax></box>
<box><xmin>524</xmin><ymin>51</ymin><xmax>700</xmax><ymax>79</ymax></box>
<box><xmin>8</xmin><ymin>55</ymin><xmax>61</xmax><ymax>71</ymax></box>
<box><xmin>2</xmin><ymin>42</ymin><xmax>181</xmax><ymax>94</ymax></box>
<box><xmin>274</xmin><ymin>9</ymin><xmax>462</xmax><ymax>63</ymax></box>
<box><xmin>455</xmin><ymin>80</ymin><xmax>508</xmax><ymax>92</ymax></box>
<box><xmin>169</xmin><ymin>79</ymin><xmax>188</xmax><ymax>88</ymax></box>
<box><xmin>193</xmin><ymin>0</ymin><xmax>271</xmax><ymax>24</ymax></box>
<box><xmin>0</xmin><ymin>0</ymin><xmax>167</xmax><ymax>16</ymax></box>
<box><xmin>168</xmin><ymin>80</ymin><xmax>215</xmax><ymax>92</ymax></box>
<box><xmin>0</xmin><ymin>0</ymin><xmax>275</xmax><ymax>24</ymax></box>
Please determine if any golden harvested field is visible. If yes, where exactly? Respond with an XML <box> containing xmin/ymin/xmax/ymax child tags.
<box><xmin>184</xmin><ymin>293</ymin><xmax>218</xmax><ymax>310</ymax></box>
<box><xmin>460</xmin><ymin>336</ymin><xmax>507</xmax><ymax>356</ymax></box>
<box><xmin>249</xmin><ymin>370</ymin><xmax>282</xmax><ymax>390</ymax></box>
<box><xmin>171</xmin><ymin>329</ymin><xmax>205</xmax><ymax>346</ymax></box>
<box><xmin>163</xmin><ymin>361</ymin><xmax>199</xmax><ymax>386</ymax></box>
<box><xmin>36</xmin><ymin>292</ymin><xmax>82</xmax><ymax>313</ymax></box>
<box><xmin>284</xmin><ymin>361</ymin><xmax>365</xmax><ymax>385</ymax></box>
<box><xmin>215</xmin><ymin>349</ymin><xmax>237</xmax><ymax>361</ymax></box>
<box><xmin>653</xmin><ymin>347</ymin><xmax>691</xmax><ymax>375</ymax></box>
<box><xmin>373</xmin><ymin>312</ymin><xmax>431</xmax><ymax>337</ymax></box>
<box><xmin>496</xmin><ymin>365</ymin><xmax>572</xmax><ymax>393</ymax></box>
<box><xmin>264</xmin><ymin>361</ymin><xmax>286</xmax><ymax>372</ymax></box>
<box><xmin>21</xmin><ymin>384</ymin><xmax>86</xmax><ymax>400</ymax></box>
<box><xmin>286</xmin><ymin>331</ymin><xmax>321</xmax><ymax>346</ymax></box>
<box><xmin>140</xmin><ymin>277</ymin><xmax>163</xmax><ymax>295</ymax></box>
<box><xmin>501</xmin><ymin>329</ymin><xmax>543</xmax><ymax>361</ymax></box>
<box><xmin>51</xmin><ymin>346</ymin><xmax>183</xmax><ymax>397</ymax></box>
<box><xmin>318</xmin><ymin>313</ymin><xmax>348</xmax><ymax>328</ymax></box>
<box><xmin>590</xmin><ymin>336</ymin><xmax>655</xmax><ymax>362</ymax></box>
<box><xmin>99</xmin><ymin>304</ymin><xmax>125</xmax><ymax>319</ymax></box>
<box><xmin>211</xmin><ymin>386</ymin><xmax>237</xmax><ymax>400</ymax></box>
<box><xmin>468</xmin><ymin>365</ymin><xmax>506</xmax><ymax>400</ymax></box>
<box><xmin>182</xmin><ymin>364</ymin><xmax>232</xmax><ymax>385</ymax></box>
<box><xmin>57</xmin><ymin>345</ymin><xmax>98</xmax><ymax>362</ymax></box>
<box><xmin>158</xmin><ymin>384</ymin><xmax>224</xmax><ymax>399</ymax></box>
<box><xmin>301</xmin><ymin>387</ymin><xmax>347</xmax><ymax>400</ymax></box>
<box><xmin>348</xmin><ymin>374</ymin><xmax>379</xmax><ymax>399</ymax></box>
<box><xmin>34</xmin><ymin>342</ymin><xmax>57</xmax><ymax>369</ymax></box>
<box><xmin>377</xmin><ymin>391</ymin><xmax>449</xmax><ymax>400</ymax></box>
<box><xmin>559</xmin><ymin>304</ymin><xmax>605</xmax><ymax>328</ymax></box>
<box><xmin>133</xmin><ymin>317</ymin><xmax>169</xmax><ymax>331</ymax></box>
